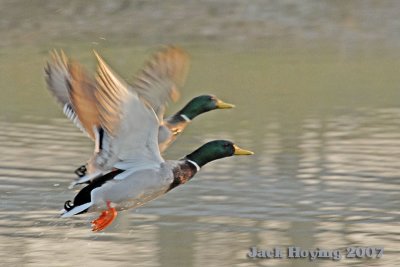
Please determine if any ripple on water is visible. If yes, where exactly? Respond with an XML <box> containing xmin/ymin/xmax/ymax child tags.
<box><xmin>1</xmin><ymin>107</ymin><xmax>399</xmax><ymax>266</ymax></box>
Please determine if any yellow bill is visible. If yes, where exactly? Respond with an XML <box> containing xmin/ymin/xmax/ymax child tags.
<box><xmin>233</xmin><ymin>144</ymin><xmax>254</xmax><ymax>155</ymax></box>
<box><xmin>216</xmin><ymin>99</ymin><xmax>235</xmax><ymax>109</ymax></box>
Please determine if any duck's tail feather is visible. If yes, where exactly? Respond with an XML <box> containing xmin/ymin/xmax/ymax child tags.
<box><xmin>69</xmin><ymin>170</ymin><xmax>103</xmax><ymax>189</ymax></box>
<box><xmin>60</xmin><ymin>202</ymin><xmax>92</xmax><ymax>218</ymax></box>
<box><xmin>74</xmin><ymin>165</ymin><xmax>88</xmax><ymax>178</ymax></box>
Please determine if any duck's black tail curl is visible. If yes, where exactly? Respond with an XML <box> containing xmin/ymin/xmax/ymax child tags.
<box><xmin>64</xmin><ymin>200</ymin><xmax>74</xmax><ymax>211</ymax></box>
<box><xmin>74</xmin><ymin>165</ymin><xmax>87</xmax><ymax>178</ymax></box>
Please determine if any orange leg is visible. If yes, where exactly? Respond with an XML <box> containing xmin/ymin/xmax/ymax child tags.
<box><xmin>91</xmin><ymin>201</ymin><xmax>117</xmax><ymax>232</ymax></box>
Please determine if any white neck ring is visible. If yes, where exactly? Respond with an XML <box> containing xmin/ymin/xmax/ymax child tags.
<box><xmin>187</xmin><ymin>159</ymin><xmax>200</xmax><ymax>172</ymax></box>
<box><xmin>180</xmin><ymin>114</ymin><xmax>191</xmax><ymax>122</ymax></box>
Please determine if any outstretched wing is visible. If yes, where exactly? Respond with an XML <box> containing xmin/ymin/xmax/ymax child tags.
<box><xmin>45</xmin><ymin>50</ymin><xmax>97</xmax><ymax>139</ymax></box>
<box><xmin>45</xmin><ymin>50</ymin><xmax>71</xmax><ymax>106</ymax></box>
<box><xmin>67</xmin><ymin>60</ymin><xmax>100</xmax><ymax>139</ymax></box>
<box><xmin>93</xmin><ymin>51</ymin><xmax>164</xmax><ymax>171</ymax></box>
<box><xmin>130</xmin><ymin>46</ymin><xmax>190</xmax><ymax>119</ymax></box>
<box><xmin>45</xmin><ymin>50</ymin><xmax>78</xmax><ymax>124</ymax></box>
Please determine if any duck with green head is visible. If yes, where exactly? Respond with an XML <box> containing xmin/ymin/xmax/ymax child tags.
<box><xmin>60</xmin><ymin>57</ymin><xmax>253</xmax><ymax>231</ymax></box>
<box><xmin>45</xmin><ymin>47</ymin><xmax>234</xmax><ymax>185</ymax></box>
<box><xmin>159</xmin><ymin>94</ymin><xmax>234</xmax><ymax>152</ymax></box>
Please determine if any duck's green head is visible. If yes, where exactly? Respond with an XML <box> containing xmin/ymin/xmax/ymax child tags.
<box><xmin>186</xmin><ymin>140</ymin><xmax>254</xmax><ymax>168</ymax></box>
<box><xmin>177</xmin><ymin>95</ymin><xmax>235</xmax><ymax>120</ymax></box>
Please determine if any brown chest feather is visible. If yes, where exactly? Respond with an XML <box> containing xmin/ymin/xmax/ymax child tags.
<box><xmin>168</xmin><ymin>161</ymin><xmax>198</xmax><ymax>191</ymax></box>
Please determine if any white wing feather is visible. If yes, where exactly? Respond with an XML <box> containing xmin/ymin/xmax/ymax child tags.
<box><xmin>45</xmin><ymin>50</ymin><xmax>71</xmax><ymax>106</ymax></box>
<box><xmin>92</xmin><ymin>51</ymin><xmax>164</xmax><ymax>172</ymax></box>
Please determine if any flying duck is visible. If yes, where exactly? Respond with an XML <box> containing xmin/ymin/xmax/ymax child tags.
<box><xmin>45</xmin><ymin>47</ymin><xmax>234</xmax><ymax>186</ymax></box>
<box><xmin>60</xmin><ymin>53</ymin><xmax>253</xmax><ymax>231</ymax></box>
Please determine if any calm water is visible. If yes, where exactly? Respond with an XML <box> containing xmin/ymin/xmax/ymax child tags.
<box><xmin>0</xmin><ymin>46</ymin><xmax>399</xmax><ymax>267</ymax></box>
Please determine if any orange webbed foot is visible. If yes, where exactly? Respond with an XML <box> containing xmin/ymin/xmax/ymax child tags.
<box><xmin>91</xmin><ymin>201</ymin><xmax>117</xmax><ymax>232</ymax></box>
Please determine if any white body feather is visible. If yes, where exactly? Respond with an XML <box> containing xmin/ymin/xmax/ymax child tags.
<box><xmin>61</xmin><ymin>161</ymin><xmax>179</xmax><ymax>217</ymax></box>
<box><xmin>89</xmin><ymin>162</ymin><xmax>175</xmax><ymax>212</ymax></box>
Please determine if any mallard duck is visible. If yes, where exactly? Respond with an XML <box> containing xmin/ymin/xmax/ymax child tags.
<box><xmin>45</xmin><ymin>47</ymin><xmax>234</xmax><ymax>185</ymax></box>
<box><xmin>60</xmin><ymin>53</ymin><xmax>253</xmax><ymax>231</ymax></box>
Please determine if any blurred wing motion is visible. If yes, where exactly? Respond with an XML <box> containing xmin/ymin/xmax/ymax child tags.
<box><xmin>45</xmin><ymin>50</ymin><xmax>98</xmax><ymax>140</ymax></box>
<box><xmin>92</xmin><ymin>51</ymin><xmax>164</xmax><ymax>172</ymax></box>
<box><xmin>67</xmin><ymin>60</ymin><xmax>100</xmax><ymax>139</ymax></box>
<box><xmin>45</xmin><ymin>50</ymin><xmax>71</xmax><ymax>107</ymax></box>
<box><xmin>131</xmin><ymin>46</ymin><xmax>190</xmax><ymax>120</ymax></box>
<box><xmin>46</xmin><ymin>47</ymin><xmax>189</xmax><ymax>136</ymax></box>
<box><xmin>46</xmin><ymin>47</ymin><xmax>189</xmax><ymax>185</ymax></box>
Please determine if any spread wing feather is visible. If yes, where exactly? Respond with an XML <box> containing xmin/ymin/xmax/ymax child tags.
<box><xmin>131</xmin><ymin>46</ymin><xmax>190</xmax><ymax>119</ymax></box>
<box><xmin>93</xmin><ymin>51</ymin><xmax>164</xmax><ymax>171</ymax></box>
<box><xmin>45</xmin><ymin>50</ymin><xmax>71</xmax><ymax>106</ymax></box>
<box><xmin>45</xmin><ymin>50</ymin><xmax>96</xmax><ymax>139</ymax></box>
<box><xmin>67</xmin><ymin>61</ymin><xmax>100</xmax><ymax>139</ymax></box>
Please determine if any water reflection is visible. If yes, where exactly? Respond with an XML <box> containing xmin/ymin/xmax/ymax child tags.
<box><xmin>1</xmin><ymin>105</ymin><xmax>399</xmax><ymax>266</ymax></box>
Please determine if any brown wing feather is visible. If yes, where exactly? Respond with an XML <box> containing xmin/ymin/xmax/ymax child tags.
<box><xmin>94</xmin><ymin>51</ymin><xmax>131</xmax><ymax>137</ymax></box>
<box><xmin>45</xmin><ymin>50</ymin><xmax>93</xmax><ymax>138</ymax></box>
<box><xmin>131</xmin><ymin>46</ymin><xmax>190</xmax><ymax>119</ymax></box>
<box><xmin>67</xmin><ymin>60</ymin><xmax>100</xmax><ymax>139</ymax></box>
